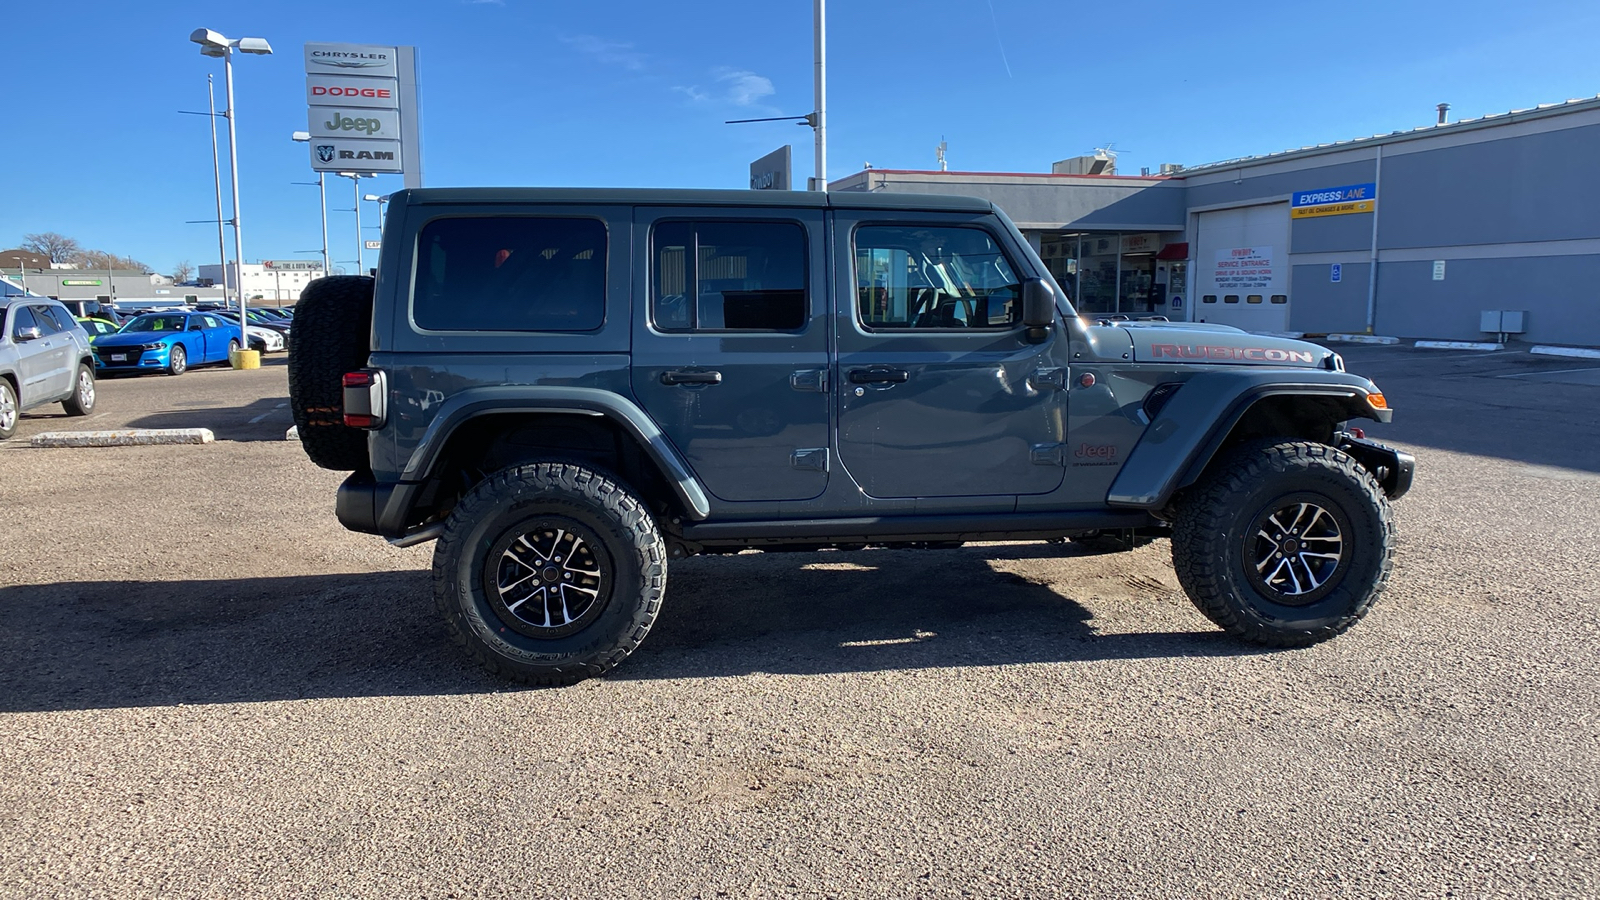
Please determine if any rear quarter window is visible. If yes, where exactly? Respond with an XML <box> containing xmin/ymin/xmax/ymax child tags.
<box><xmin>412</xmin><ymin>216</ymin><xmax>607</xmax><ymax>332</ymax></box>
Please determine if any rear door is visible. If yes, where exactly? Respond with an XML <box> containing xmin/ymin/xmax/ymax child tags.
<box><xmin>831</xmin><ymin>213</ymin><xmax>1065</xmax><ymax>500</ymax></box>
<box><xmin>630</xmin><ymin>207</ymin><xmax>831</xmax><ymax>503</ymax></box>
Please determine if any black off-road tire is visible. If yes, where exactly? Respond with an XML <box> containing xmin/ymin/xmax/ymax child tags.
<box><xmin>287</xmin><ymin>275</ymin><xmax>374</xmax><ymax>471</ymax></box>
<box><xmin>62</xmin><ymin>363</ymin><xmax>95</xmax><ymax>416</ymax></box>
<box><xmin>432</xmin><ymin>462</ymin><xmax>668</xmax><ymax>685</ymax></box>
<box><xmin>1171</xmin><ymin>440</ymin><xmax>1395</xmax><ymax>647</ymax></box>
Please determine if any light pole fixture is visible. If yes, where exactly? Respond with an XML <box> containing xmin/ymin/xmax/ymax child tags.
<box><xmin>291</xmin><ymin>131</ymin><xmax>330</xmax><ymax>276</ymax></box>
<box><xmin>190</xmin><ymin>27</ymin><xmax>272</xmax><ymax>355</ymax></box>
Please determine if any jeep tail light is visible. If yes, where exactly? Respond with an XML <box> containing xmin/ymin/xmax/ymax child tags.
<box><xmin>342</xmin><ymin>369</ymin><xmax>387</xmax><ymax>429</ymax></box>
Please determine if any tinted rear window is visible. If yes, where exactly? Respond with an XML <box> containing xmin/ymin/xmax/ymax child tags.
<box><xmin>413</xmin><ymin>217</ymin><xmax>607</xmax><ymax>332</ymax></box>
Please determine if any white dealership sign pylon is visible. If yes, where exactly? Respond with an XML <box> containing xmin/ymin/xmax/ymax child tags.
<box><xmin>304</xmin><ymin>42</ymin><xmax>423</xmax><ymax>186</ymax></box>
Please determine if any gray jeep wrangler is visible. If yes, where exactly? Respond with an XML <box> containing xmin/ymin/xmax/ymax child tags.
<box><xmin>288</xmin><ymin>187</ymin><xmax>1413</xmax><ymax>684</ymax></box>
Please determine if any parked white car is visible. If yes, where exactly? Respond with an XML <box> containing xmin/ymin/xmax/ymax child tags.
<box><xmin>210</xmin><ymin>314</ymin><xmax>285</xmax><ymax>353</ymax></box>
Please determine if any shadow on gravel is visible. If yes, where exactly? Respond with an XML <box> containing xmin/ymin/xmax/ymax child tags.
<box><xmin>0</xmin><ymin>547</ymin><xmax>1256</xmax><ymax>712</ymax></box>
<box><xmin>124</xmin><ymin>396</ymin><xmax>291</xmax><ymax>441</ymax></box>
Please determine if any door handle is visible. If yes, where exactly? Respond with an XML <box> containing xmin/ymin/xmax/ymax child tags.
<box><xmin>847</xmin><ymin>366</ymin><xmax>909</xmax><ymax>385</ymax></box>
<box><xmin>660</xmin><ymin>369</ymin><xmax>722</xmax><ymax>386</ymax></box>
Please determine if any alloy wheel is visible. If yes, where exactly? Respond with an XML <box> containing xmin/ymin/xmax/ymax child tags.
<box><xmin>1246</xmin><ymin>499</ymin><xmax>1345</xmax><ymax>605</ymax></box>
<box><xmin>488</xmin><ymin>520</ymin><xmax>610</xmax><ymax>639</ymax></box>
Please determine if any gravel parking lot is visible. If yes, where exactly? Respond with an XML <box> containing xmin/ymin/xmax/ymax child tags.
<box><xmin>2</xmin><ymin>347</ymin><xmax>1596</xmax><ymax>898</ymax></box>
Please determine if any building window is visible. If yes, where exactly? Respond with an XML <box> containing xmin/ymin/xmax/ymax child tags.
<box><xmin>1270</xmin><ymin>294</ymin><xmax>1288</xmax><ymax>304</ymax></box>
<box><xmin>1224</xmin><ymin>295</ymin><xmax>1240</xmax><ymax>304</ymax></box>
<box><xmin>1202</xmin><ymin>294</ymin><xmax>1218</xmax><ymax>304</ymax></box>
<box><xmin>1246</xmin><ymin>294</ymin><xmax>1263</xmax><ymax>304</ymax></box>
<box><xmin>412</xmin><ymin>216</ymin><xmax>607</xmax><ymax>332</ymax></box>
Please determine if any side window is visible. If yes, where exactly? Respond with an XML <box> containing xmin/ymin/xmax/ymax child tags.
<box><xmin>11</xmin><ymin>306</ymin><xmax>38</xmax><ymax>339</ymax></box>
<box><xmin>203</xmin><ymin>316</ymin><xmax>222</xmax><ymax>329</ymax></box>
<box><xmin>413</xmin><ymin>216</ymin><xmax>607</xmax><ymax>332</ymax></box>
<box><xmin>188</xmin><ymin>317</ymin><xmax>205</xmax><ymax>330</ymax></box>
<box><xmin>651</xmin><ymin>220</ymin><xmax>807</xmax><ymax>332</ymax></box>
<box><xmin>31</xmin><ymin>306</ymin><xmax>67</xmax><ymax>335</ymax></box>
<box><xmin>854</xmin><ymin>225</ymin><xmax>1021</xmax><ymax>330</ymax></box>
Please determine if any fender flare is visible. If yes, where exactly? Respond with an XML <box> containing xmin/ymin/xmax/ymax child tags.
<box><xmin>1105</xmin><ymin>371</ymin><xmax>1389</xmax><ymax>511</ymax></box>
<box><xmin>378</xmin><ymin>385</ymin><xmax>710</xmax><ymax>534</ymax></box>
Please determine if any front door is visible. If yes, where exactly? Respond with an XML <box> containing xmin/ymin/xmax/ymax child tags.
<box><xmin>630</xmin><ymin>208</ymin><xmax>832</xmax><ymax>504</ymax></box>
<box><xmin>832</xmin><ymin>214</ymin><xmax>1066</xmax><ymax>500</ymax></box>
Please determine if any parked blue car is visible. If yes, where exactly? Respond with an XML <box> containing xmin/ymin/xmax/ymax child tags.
<box><xmin>93</xmin><ymin>312</ymin><xmax>241</xmax><ymax>376</ymax></box>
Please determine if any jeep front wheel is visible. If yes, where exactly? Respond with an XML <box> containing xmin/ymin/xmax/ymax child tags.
<box><xmin>432</xmin><ymin>462</ymin><xmax>667</xmax><ymax>685</ymax></box>
<box><xmin>1171</xmin><ymin>440</ymin><xmax>1394</xmax><ymax>647</ymax></box>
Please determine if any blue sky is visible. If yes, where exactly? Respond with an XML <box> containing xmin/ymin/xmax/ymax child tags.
<box><xmin>3</xmin><ymin>0</ymin><xmax>1597</xmax><ymax>276</ymax></box>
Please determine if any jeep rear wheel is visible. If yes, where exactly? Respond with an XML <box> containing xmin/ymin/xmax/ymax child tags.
<box><xmin>1171</xmin><ymin>440</ymin><xmax>1394</xmax><ymax>647</ymax></box>
<box><xmin>288</xmin><ymin>275</ymin><xmax>375</xmax><ymax>471</ymax></box>
<box><xmin>432</xmin><ymin>462</ymin><xmax>667</xmax><ymax>685</ymax></box>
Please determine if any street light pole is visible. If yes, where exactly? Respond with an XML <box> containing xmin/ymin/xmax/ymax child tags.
<box><xmin>350</xmin><ymin>174</ymin><xmax>364</xmax><ymax>272</ymax></box>
<box><xmin>192</xmin><ymin>28</ymin><xmax>271</xmax><ymax>356</ymax></box>
<box><xmin>222</xmin><ymin>47</ymin><xmax>247</xmax><ymax>346</ymax></box>
<box><xmin>319</xmin><ymin>173</ymin><xmax>330</xmax><ymax>276</ymax></box>
<box><xmin>292</xmin><ymin>132</ymin><xmax>333</xmax><ymax>278</ymax></box>
<box><xmin>208</xmin><ymin>74</ymin><xmax>230</xmax><ymax>307</ymax></box>
<box><xmin>813</xmin><ymin>0</ymin><xmax>826</xmax><ymax>191</ymax></box>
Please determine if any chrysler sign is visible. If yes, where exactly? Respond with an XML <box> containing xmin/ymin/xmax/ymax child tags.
<box><xmin>305</xmin><ymin>42</ymin><xmax>396</xmax><ymax>77</ymax></box>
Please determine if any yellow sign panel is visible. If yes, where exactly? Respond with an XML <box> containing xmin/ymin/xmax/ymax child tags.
<box><xmin>1291</xmin><ymin>199</ymin><xmax>1377</xmax><ymax>219</ymax></box>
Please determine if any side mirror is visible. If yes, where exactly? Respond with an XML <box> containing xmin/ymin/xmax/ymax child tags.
<box><xmin>1022</xmin><ymin>278</ymin><xmax>1054</xmax><ymax>343</ymax></box>
<box><xmin>15</xmin><ymin>326</ymin><xmax>42</xmax><ymax>342</ymax></box>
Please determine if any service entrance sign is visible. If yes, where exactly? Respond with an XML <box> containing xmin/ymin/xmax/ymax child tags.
<box><xmin>304</xmin><ymin>42</ymin><xmax>422</xmax><ymax>186</ymax></box>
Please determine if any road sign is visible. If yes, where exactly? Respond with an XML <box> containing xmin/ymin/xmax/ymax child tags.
<box><xmin>1331</xmin><ymin>263</ymin><xmax>1342</xmax><ymax>283</ymax></box>
<box><xmin>364</xmin><ymin>241</ymin><xmax>382</xmax><ymax>250</ymax></box>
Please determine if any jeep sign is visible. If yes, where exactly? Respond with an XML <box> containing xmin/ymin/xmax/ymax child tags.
<box><xmin>309</xmin><ymin>107</ymin><xmax>401</xmax><ymax>141</ymax></box>
<box><xmin>305</xmin><ymin>41</ymin><xmax>422</xmax><ymax>185</ymax></box>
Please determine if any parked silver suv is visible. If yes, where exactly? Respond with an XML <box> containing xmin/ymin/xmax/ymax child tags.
<box><xmin>0</xmin><ymin>296</ymin><xmax>97</xmax><ymax>439</ymax></box>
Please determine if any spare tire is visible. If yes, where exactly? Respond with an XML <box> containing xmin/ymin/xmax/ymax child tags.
<box><xmin>288</xmin><ymin>275</ymin><xmax>375</xmax><ymax>471</ymax></box>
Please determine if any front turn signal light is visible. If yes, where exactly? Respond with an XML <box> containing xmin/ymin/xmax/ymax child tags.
<box><xmin>1367</xmin><ymin>392</ymin><xmax>1388</xmax><ymax>410</ymax></box>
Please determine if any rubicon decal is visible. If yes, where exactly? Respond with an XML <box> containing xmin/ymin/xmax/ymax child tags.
<box><xmin>1151</xmin><ymin>343</ymin><xmax>1316</xmax><ymax>364</ymax></box>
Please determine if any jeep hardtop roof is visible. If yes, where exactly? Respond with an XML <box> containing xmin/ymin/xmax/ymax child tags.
<box><xmin>391</xmin><ymin>187</ymin><xmax>996</xmax><ymax>214</ymax></box>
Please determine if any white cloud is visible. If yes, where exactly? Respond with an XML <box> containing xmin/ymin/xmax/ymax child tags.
<box><xmin>716</xmin><ymin>69</ymin><xmax>775</xmax><ymax>107</ymax></box>
<box><xmin>560</xmin><ymin>34</ymin><xmax>646</xmax><ymax>72</ymax></box>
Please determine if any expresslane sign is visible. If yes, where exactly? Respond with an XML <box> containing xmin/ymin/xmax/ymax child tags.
<box><xmin>1291</xmin><ymin>182</ymin><xmax>1377</xmax><ymax>219</ymax></box>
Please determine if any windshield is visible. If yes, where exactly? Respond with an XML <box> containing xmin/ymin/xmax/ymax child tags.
<box><xmin>125</xmin><ymin>315</ymin><xmax>186</xmax><ymax>333</ymax></box>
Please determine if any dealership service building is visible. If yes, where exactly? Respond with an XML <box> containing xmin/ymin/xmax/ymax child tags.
<box><xmin>829</xmin><ymin>96</ymin><xmax>1600</xmax><ymax>346</ymax></box>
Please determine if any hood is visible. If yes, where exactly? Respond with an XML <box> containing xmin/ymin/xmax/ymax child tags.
<box><xmin>1116</xmin><ymin>321</ymin><xmax>1337</xmax><ymax>368</ymax></box>
<box><xmin>97</xmin><ymin>330</ymin><xmax>170</xmax><ymax>347</ymax></box>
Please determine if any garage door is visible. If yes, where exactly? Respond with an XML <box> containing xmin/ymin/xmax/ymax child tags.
<box><xmin>1193</xmin><ymin>204</ymin><xmax>1290</xmax><ymax>332</ymax></box>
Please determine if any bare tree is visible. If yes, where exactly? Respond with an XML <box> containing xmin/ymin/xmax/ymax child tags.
<box><xmin>73</xmin><ymin>249</ymin><xmax>152</xmax><ymax>274</ymax></box>
<box><xmin>21</xmin><ymin>232</ymin><xmax>82</xmax><ymax>264</ymax></box>
<box><xmin>173</xmin><ymin>260</ymin><xmax>194</xmax><ymax>283</ymax></box>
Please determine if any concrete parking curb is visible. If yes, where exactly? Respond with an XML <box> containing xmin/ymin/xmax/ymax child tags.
<box><xmin>30</xmin><ymin>428</ymin><xmax>216</xmax><ymax>448</ymax></box>
<box><xmin>1325</xmin><ymin>333</ymin><xmax>1401</xmax><ymax>345</ymax></box>
<box><xmin>1531</xmin><ymin>345</ymin><xmax>1600</xmax><ymax>360</ymax></box>
<box><xmin>1416</xmin><ymin>340</ymin><xmax>1503</xmax><ymax>351</ymax></box>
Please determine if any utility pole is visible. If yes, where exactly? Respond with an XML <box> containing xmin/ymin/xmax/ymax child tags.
<box><xmin>208</xmin><ymin>75</ymin><xmax>230</xmax><ymax>306</ymax></box>
<box><xmin>813</xmin><ymin>0</ymin><xmax>827</xmax><ymax>190</ymax></box>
